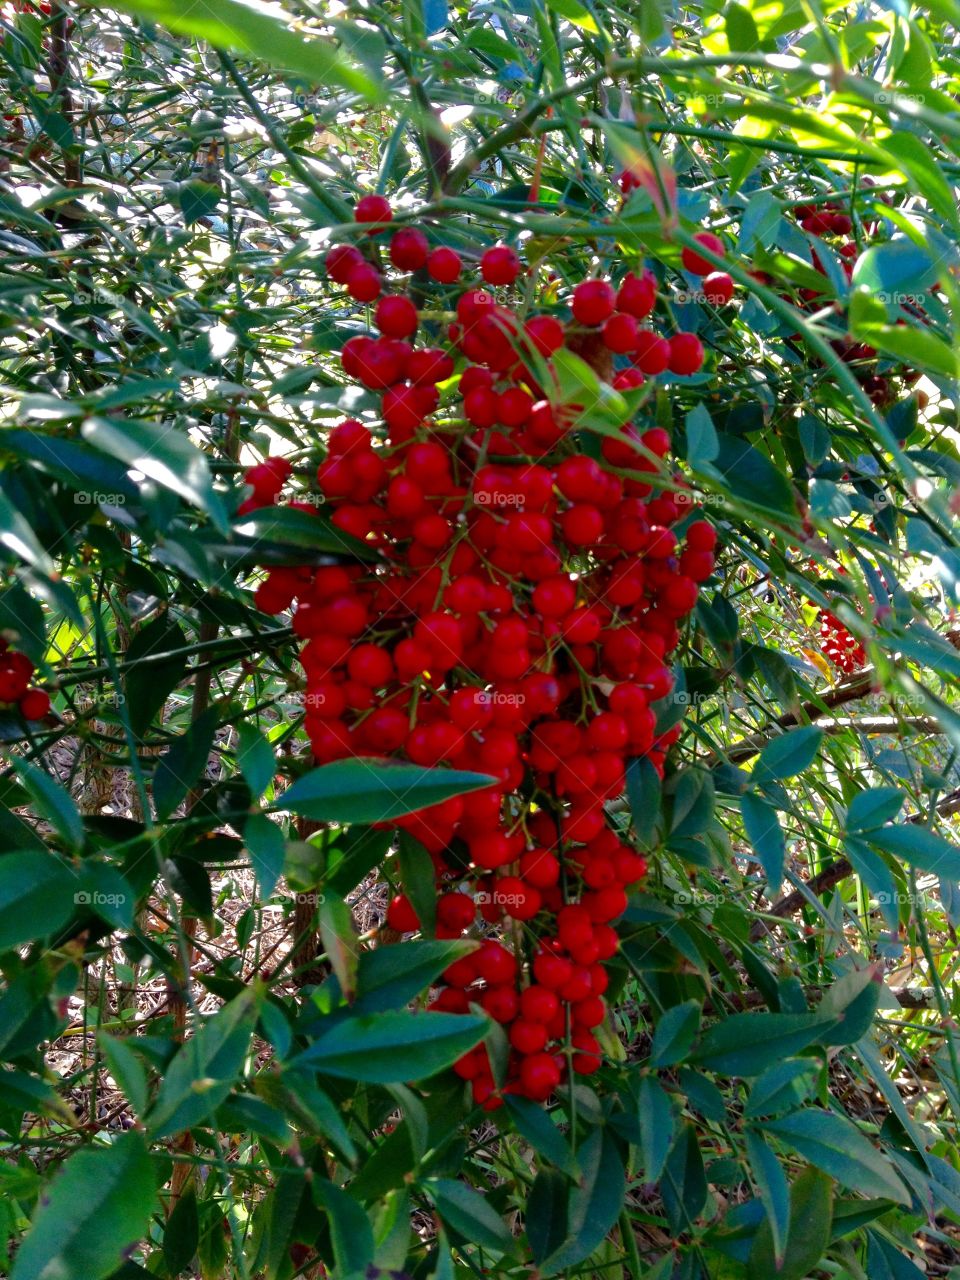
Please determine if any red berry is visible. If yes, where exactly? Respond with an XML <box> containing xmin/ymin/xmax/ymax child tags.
<box><xmin>616</xmin><ymin>270</ymin><xmax>656</xmax><ymax>318</ymax></box>
<box><xmin>702</xmin><ymin>271</ymin><xmax>734</xmax><ymax>305</ymax></box>
<box><xmin>668</xmin><ymin>332</ymin><xmax>705</xmax><ymax>375</ymax></box>
<box><xmin>375</xmin><ymin>294</ymin><xmax>418</xmax><ymax>338</ymax></box>
<box><xmin>354</xmin><ymin>194</ymin><xmax>392</xmax><ymax>225</ymax></box>
<box><xmin>427</xmin><ymin>246</ymin><xmax>462</xmax><ymax>283</ymax></box>
<box><xmin>386</xmin><ymin>893</ymin><xmax>419</xmax><ymax>932</ymax></box>
<box><xmin>18</xmin><ymin>689</ymin><xmax>50</xmax><ymax>720</ymax></box>
<box><xmin>572</xmin><ymin>279</ymin><xmax>616</xmax><ymax>326</ymax></box>
<box><xmin>390</xmin><ymin>228</ymin><xmax>429</xmax><ymax>271</ymax></box>
<box><xmin>481</xmin><ymin>244</ymin><xmax>522</xmax><ymax>286</ymax></box>
<box><xmin>682</xmin><ymin>231</ymin><xmax>724</xmax><ymax>275</ymax></box>
<box><xmin>519</xmin><ymin>1053</ymin><xmax>561</xmax><ymax>1100</ymax></box>
<box><xmin>520</xmin><ymin>985</ymin><xmax>560</xmax><ymax>1023</ymax></box>
<box><xmin>346</xmin><ymin>264</ymin><xmax>381</xmax><ymax>302</ymax></box>
<box><xmin>325</xmin><ymin>243</ymin><xmax>364</xmax><ymax>283</ymax></box>
<box><xmin>510</xmin><ymin>1019</ymin><xmax>548</xmax><ymax>1055</ymax></box>
<box><xmin>525</xmin><ymin>315</ymin><xmax>566</xmax><ymax>355</ymax></box>
<box><xmin>633</xmin><ymin>330</ymin><xmax>671</xmax><ymax>375</ymax></box>
<box><xmin>602</xmin><ymin>312</ymin><xmax>639</xmax><ymax>353</ymax></box>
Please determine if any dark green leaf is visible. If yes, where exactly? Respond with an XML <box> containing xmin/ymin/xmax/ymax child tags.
<box><xmin>147</xmin><ymin>988</ymin><xmax>261</xmax><ymax>1138</ymax></box>
<box><xmin>748</xmin><ymin>1164</ymin><xmax>832</xmax><ymax>1280</ymax></box>
<box><xmin>289</xmin><ymin>1010</ymin><xmax>487</xmax><ymax>1081</ymax></box>
<box><xmin>274</xmin><ymin>758</ymin><xmax>495</xmax><ymax>824</ymax></box>
<box><xmin>153</xmin><ymin>706</ymin><xmax>218</xmax><ymax>820</ymax></box>
<box><xmin>650</xmin><ymin>1000</ymin><xmax>701</xmax><ymax>1068</ymax></box>
<box><xmin>0</xmin><ymin>851</ymin><xmax>78</xmax><ymax>949</ymax></box>
<box><xmin>763</xmin><ymin>1110</ymin><xmax>909</xmax><ymax>1202</ymax></box>
<box><xmin>10</xmin><ymin>1131</ymin><xmax>156</xmax><ymax>1280</ymax></box>
<box><xmin>425</xmin><ymin>1177</ymin><xmax>512</xmax><ymax>1252</ymax></box>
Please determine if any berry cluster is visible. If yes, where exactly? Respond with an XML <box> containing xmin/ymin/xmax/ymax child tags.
<box><xmin>243</xmin><ymin>202</ymin><xmax>718</xmax><ymax>1104</ymax></box>
<box><xmin>818</xmin><ymin>609</ymin><xmax>866</xmax><ymax>675</ymax></box>
<box><xmin>787</xmin><ymin>197</ymin><xmax>922</xmax><ymax>407</ymax></box>
<box><xmin>0</xmin><ymin>640</ymin><xmax>49</xmax><ymax>720</ymax></box>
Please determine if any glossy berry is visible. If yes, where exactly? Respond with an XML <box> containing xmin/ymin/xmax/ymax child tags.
<box><xmin>572</xmin><ymin>279</ymin><xmax>616</xmax><ymax>326</ymax></box>
<box><xmin>702</xmin><ymin>271</ymin><xmax>734</xmax><ymax>305</ymax></box>
<box><xmin>481</xmin><ymin>245</ymin><xmax>521</xmax><ymax>285</ymax></box>
<box><xmin>375</xmin><ymin>294</ymin><xmax>418</xmax><ymax>338</ymax></box>
<box><xmin>354</xmin><ymin>194</ymin><xmax>392</xmax><ymax>225</ymax></box>
<box><xmin>390</xmin><ymin>228</ymin><xmax>429</xmax><ymax>271</ymax></box>
<box><xmin>428</xmin><ymin>246</ymin><xmax>462</xmax><ymax>283</ymax></box>
<box><xmin>668</xmin><ymin>332</ymin><xmax>705</xmax><ymax>375</ymax></box>
<box><xmin>682</xmin><ymin>231</ymin><xmax>724</xmax><ymax>275</ymax></box>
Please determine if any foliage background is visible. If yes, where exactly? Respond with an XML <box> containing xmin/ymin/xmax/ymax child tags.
<box><xmin>1</xmin><ymin>0</ymin><xmax>960</xmax><ymax>1276</ymax></box>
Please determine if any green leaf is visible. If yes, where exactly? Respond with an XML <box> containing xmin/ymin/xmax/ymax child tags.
<box><xmin>745</xmin><ymin>1129</ymin><xmax>790</xmax><ymax>1265</ymax></box>
<box><xmin>316</xmin><ymin>1182</ymin><xmax>375</xmax><ymax>1275</ymax></box>
<box><xmin>543</xmin><ymin>0</ymin><xmax>600</xmax><ymax>33</ymax></box>
<box><xmin>504</xmin><ymin>1096</ymin><xmax>579</xmax><ymax>1177</ymax></box>
<box><xmin>424</xmin><ymin>1178</ymin><xmax>512</xmax><ymax>1253</ymax></box>
<box><xmin>626</xmin><ymin>755</ymin><xmax>661</xmax><ymax>849</ymax></box>
<box><xmin>82</xmin><ymin>416</ymin><xmax>227</xmax><ymax>531</ymax></box>
<box><xmin>178</xmin><ymin>179</ymin><xmax>220</xmax><ymax>225</ymax></box>
<box><xmin>851</xmin><ymin>237</ymin><xmax>938</xmax><ymax>297</ymax></box>
<box><xmin>650</xmin><ymin>999</ymin><xmax>701</xmax><ymax>1068</ymax></box>
<box><xmin>741</xmin><ymin>793</ymin><xmax>786</xmax><ymax>886</ymax></box>
<box><xmin>289</xmin><ymin>1010</ymin><xmax>488</xmax><ymax>1081</ymax></box>
<box><xmin>231</xmin><ymin>505</ymin><xmax>377</xmax><ymax>563</ymax></box>
<box><xmin>660</xmin><ymin>1122</ymin><xmax>707</xmax><ymax>1235</ymax></box>
<box><xmin>235</xmin><ymin>722</ymin><xmax>276</xmax><ymax>798</ymax></box>
<box><xmin>694</xmin><ymin>1012</ymin><xmax>833</xmax><ymax>1076</ymax></box>
<box><xmin>869</xmin><ymin>823</ymin><xmax>960</xmax><ymax>880</ymax></box>
<box><xmin>163</xmin><ymin>1185</ymin><xmax>199</xmax><ymax>1277</ymax></box>
<box><xmin>846</xmin><ymin>787</ymin><xmax>905</xmax><ymax>831</ymax></box>
<box><xmin>748</xmin><ymin>1164</ymin><xmax>832</xmax><ymax>1279</ymax></box>
<box><xmin>273</xmin><ymin>757</ymin><xmax>495</xmax><ymax>824</ymax></box>
<box><xmin>745</xmin><ymin>1058</ymin><xmax>821</xmax><ymax>1119</ymax></box>
<box><xmin>685</xmin><ymin>405</ymin><xmax>719</xmax><ymax>467</ymax></box>
<box><xmin>317</xmin><ymin>892</ymin><xmax>358</xmax><ymax>1002</ymax></box>
<box><xmin>10</xmin><ymin>1131</ymin><xmax>156</xmax><ymax>1280</ymax></box>
<box><xmin>353</xmin><ymin>940</ymin><xmax>477</xmax><ymax>1014</ymax></box>
<box><xmin>763</xmin><ymin>1110</ymin><xmax>909</xmax><ymax>1203</ymax></box>
<box><xmin>122</xmin><ymin>615</ymin><xmax>189</xmax><ymax>740</ymax></box>
<box><xmin>527</xmin><ymin>1169</ymin><xmax>569</xmax><ymax>1266</ymax></box>
<box><xmin>153</xmin><ymin>705</ymin><xmax>218</xmax><ymax>820</ymax></box>
<box><xmin>818</xmin><ymin>965</ymin><xmax>882</xmax><ymax>1046</ymax></box>
<box><xmin>638</xmin><ymin>1075</ymin><xmax>676</xmax><ymax>1180</ymax></box>
<box><xmin>147</xmin><ymin>987</ymin><xmax>261</xmax><ymax>1139</ymax></box>
<box><xmin>756</xmin><ymin>726</ymin><xmax>823</xmax><ymax>780</ymax></box>
<box><xmin>98</xmin><ymin>1034</ymin><xmax>149</xmax><ymax>1117</ymax></box>
<box><xmin>706</xmin><ymin>435</ymin><xmax>796</xmax><ymax>516</ymax></box>
<box><xmin>107</xmin><ymin>0</ymin><xmax>383</xmax><ymax>101</ymax></box>
<box><xmin>13</xmin><ymin>759</ymin><xmax>85</xmax><ymax>851</ymax></box>
<box><xmin>398</xmin><ymin>832</ymin><xmax>438</xmax><ymax>936</ymax></box>
<box><xmin>0</xmin><ymin>851</ymin><xmax>78</xmax><ymax>949</ymax></box>
<box><xmin>541</xmin><ymin>1129</ymin><xmax>625</xmax><ymax>1275</ymax></box>
<box><xmin>244</xmin><ymin>813</ymin><xmax>286</xmax><ymax>899</ymax></box>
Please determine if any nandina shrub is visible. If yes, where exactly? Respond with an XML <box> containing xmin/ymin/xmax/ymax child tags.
<box><xmin>0</xmin><ymin>2</ymin><xmax>959</xmax><ymax>1279</ymax></box>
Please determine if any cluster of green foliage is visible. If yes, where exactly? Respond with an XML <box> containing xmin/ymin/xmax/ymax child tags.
<box><xmin>1</xmin><ymin>0</ymin><xmax>960</xmax><ymax>1277</ymax></box>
